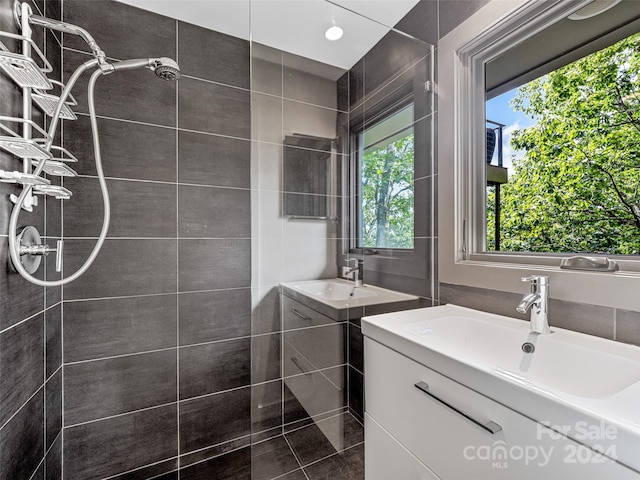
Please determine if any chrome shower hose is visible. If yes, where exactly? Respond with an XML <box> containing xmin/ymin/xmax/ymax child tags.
<box><xmin>8</xmin><ymin>59</ymin><xmax>112</xmax><ymax>286</ymax></box>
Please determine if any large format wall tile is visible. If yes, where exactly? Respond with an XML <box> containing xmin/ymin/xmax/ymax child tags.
<box><xmin>178</xmin><ymin>239</ymin><xmax>251</xmax><ymax>292</ymax></box>
<box><xmin>45</xmin><ymin>369</ymin><xmax>62</xmax><ymax>450</ymax></box>
<box><xmin>0</xmin><ymin>389</ymin><xmax>44</xmax><ymax>480</ymax></box>
<box><xmin>617</xmin><ymin>309</ymin><xmax>640</xmax><ymax>346</ymax></box>
<box><xmin>179</xmin><ymin>288</ymin><xmax>251</xmax><ymax>345</ymax></box>
<box><xmin>64</xmin><ymin>404</ymin><xmax>178</xmax><ymax>480</ymax></box>
<box><xmin>179</xmin><ymin>338</ymin><xmax>250</xmax><ymax>400</ymax></box>
<box><xmin>64</xmin><ymin>177</ymin><xmax>177</xmax><ymax>238</ymax></box>
<box><xmin>0</xmin><ymin>240</ymin><xmax>44</xmax><ymax>331</ymax></box>
<box><xmin>178</xmin><ymin>22</ymin><xmax>250</xmax><ymax>88</ymax></box>
<box><xmin>45</xmin><ymin>303</ymin><xmax>62</xmax><ymax>378</ymax></box>
<box><xmin>64</xmin><ymin>350</ymin><xmax>177</xmax><ymax>426</ymax></box>
<box><xmin>251</xmin><ymin>92</ymin><xmax>283</xmax><ymax>144</ymax></box>
<box><xmin>65</xmin><ymin>116</ymin><xmax>177</xmax><ymax>182</ymax></box>
<box><xmin>283</xmin><ymin>53</ymin><xmax>341</xmax><ymax>109</ymax></box>
<box><xmin>64</xmin><ymin>239</ymin><xmax>177</xmax><ymax>300</ymax></box>
<box><xmin>437</xmin><ymin>0</ymin><xmax>491</xmax><ymax>39</ymax></box>
<box><xmin>63</xmin><ymin>0</ymin><xmax>176</xmax><ymax>61</ymax></box>
<box><xmin>179</xmin><ymin>387</ymin><xmax>251</xmax><ymax>454</ymax></box>
<box><xmin>64</xmin><ymin>295</ymin><xmax>177</xmax><ymax>362</ymax></box>
<box><xmin>178</xmin><ymin>185</ymin><xmax>250</xmax><ymax>238</ymax></box>
<box><xmin>178</xmin><ymin>77</ymin><xmax>250</xmax><ymax>139</ymax></box>
<box><xmin>112</xmin><ymin>459</ymin><xmax>178</xmax><ymax>480</ymax></box>
<box><xmin>0</xmin><ymin>314</ymin><xmax>44</xmax><ymax>426</ymax></box>
<box><xmin>178</xmin><ymin>130</ymin><xmax>250</xmax><ymax>188</ymax></box>
<box><xmin>46</xmin><ymin>432</ymin><xmax>62</xmax><ymax>480</ymax></box>
<box><xmin>252</xmin><ymin>333</ymin><xmax>281</xmax><ymax>384</ymax></box>
<box><xmin>251</xmin><ymin>43</ymin><xmax>283</xmax><ymax>97</ymax></box>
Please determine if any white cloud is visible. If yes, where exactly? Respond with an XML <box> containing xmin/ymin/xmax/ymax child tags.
<box><xmin>500</xmin><ymin>120</ymin><xmax>532</xmax><ymax>172</ymax></box>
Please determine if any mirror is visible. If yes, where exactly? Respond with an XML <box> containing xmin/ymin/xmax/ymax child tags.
<box><xmin>282</xmin><ymin>134</ymin><xmax>334</xmax><ymax>219</ymax></box>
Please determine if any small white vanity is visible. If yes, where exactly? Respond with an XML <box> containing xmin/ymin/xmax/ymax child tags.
<box><xmin>362</xmin><ymin>305</ymin><xmax>640</xmax><ymax>479</ymax></box>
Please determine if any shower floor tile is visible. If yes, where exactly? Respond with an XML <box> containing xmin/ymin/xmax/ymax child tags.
<box><xmin>254</xmin><ymin>411</ymin><xmax>365</xmax><ymax>480</ymax></box>
<box><xmin>252</xmin><ymin>435</ymin><xmax>300</xmax><ymax>480</ymax></box>
<box><xmin>285</xmin><ymin>412</ymin><xmax>364</xmax><ymax>467</ymax></box>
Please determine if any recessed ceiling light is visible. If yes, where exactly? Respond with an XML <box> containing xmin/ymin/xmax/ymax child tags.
<box><xmin>325</xmin><ymin>25</ymin><xmax>343</xmax><ymax>41</ymax></box>
<box><xmin>568</xmin><ymin>0</ymin><xmax>621</xmax><ymax>20</ymax></box>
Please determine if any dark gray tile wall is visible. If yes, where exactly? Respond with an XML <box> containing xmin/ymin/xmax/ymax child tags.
<box><xmin>58</xmin><ymin>1</ymin><xmax>253</xmax><ymax>478</ymax></box>
<box><xmin>0</xmin><ymin>1</ymin><xmax>62</xmax><ymax>479</ymax></box>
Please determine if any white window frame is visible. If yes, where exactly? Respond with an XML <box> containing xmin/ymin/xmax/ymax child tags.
<box><xmin>438</xmin><ymin>0</ymin><xmax>640</xmax><ymax>311</ymax></box>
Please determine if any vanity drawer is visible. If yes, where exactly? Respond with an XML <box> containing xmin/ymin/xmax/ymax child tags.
<box><xmin>365</xmin><ymin>338</ymin><xmax>638</xmax><ymax>480</ymax></box>
<box><xmin>365</xmin><ymin>413</ymin><xmax>441</xmax><ymax>480</ymax></box>
<box><xmin>282</xmin><ymin>295</ymin><xmax>335</xmax><ymax>330</ymax></box>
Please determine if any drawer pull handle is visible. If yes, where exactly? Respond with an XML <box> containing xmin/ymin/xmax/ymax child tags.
<box><xmin>291</xmin><ymin>357</ymin><xmax>311</xmax><ymax>376</ymax></box>
<box><xmin>414</xmin><ymin>381</ymin><xmax>502</xmax><ymax>435</ymax></box>
<box><xmin>290</xmin><ymin>308</ymin><xmax>312</xmax><ymax>322</ymax></box>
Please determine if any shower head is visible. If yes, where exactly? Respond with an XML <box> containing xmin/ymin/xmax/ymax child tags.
<box><xmin>109</xmin><ymin>57</ymin><xmax>181</xmax><ymax>81</ymax></box>
<box><xmin>151</xmin><ymin>58</ymin><xmax>181</xmax><ymax>81</ymax></box>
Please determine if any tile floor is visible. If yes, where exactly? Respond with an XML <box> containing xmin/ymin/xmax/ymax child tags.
<box><xmin>252</xmin><ymin>412</ymin><xmax>365</xmax><ymax>480</ymax></box>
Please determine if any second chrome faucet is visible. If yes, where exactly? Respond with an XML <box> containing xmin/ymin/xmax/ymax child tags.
<box><xmin>516</xmin><ymin>275</ymin><xmax>551</xmax><ymax>334</ymax></box>
<box><xmin>344</xmin><ymin>258</ymin><xmax>363</xmax><ymax>287</ymax></box>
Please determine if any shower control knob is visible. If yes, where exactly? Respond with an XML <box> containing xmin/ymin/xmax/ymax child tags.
<box><xmin>13</xmin><ymin>226</ymin><xmax>64</xmax><ymax>274</ymax></box>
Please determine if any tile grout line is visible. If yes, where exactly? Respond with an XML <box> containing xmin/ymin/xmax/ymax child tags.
<box><xmin>60</xmin><ymin>9</ymin><xmax>65</xmax><ymax>476</ymax></box>
<box><xmin>279</xmin><ymin>46</ymin><xmax>286</xmax><ymax>442</ymax></box>
<box><xmin>69</xmin><ymin>173</ymin><xmax>253</xmax><ymax>190</ymax></box>
<box><xmin>62</xmin><ymin>286</ymin><xmax>250</xmax><ymax>303</ymax></box>
<box><xmin>283</xmin><ymin>434</ymin><xmax>311</xmax><ymax>480</ymax></box>
<box><xmin>0</xmin><ymin>383</ymin><xmax>44</xmax><ymax>433</ymax></box>
<box><xmin>302</xmin><ymin>440</ymin><xmax>365</xmax><ymax>472</ymax></box>
<box><xmin>99</xmin><ymin>456</ymin><xmax>180</xmax><ymax>480</ymax></box>
<box><xmin>42</xmin><ymin>9</ymin><xmax>49</xmax><ymax>470</ymax></box>
<box><xmin>176</xmin><ymin>18</ymin><xmax>181</xmax><ymax>480</ymax></box>
<box><xmin>282</xmin><ymin>409</ymin><xmax>350</xmax><ymax>436</ymax></box>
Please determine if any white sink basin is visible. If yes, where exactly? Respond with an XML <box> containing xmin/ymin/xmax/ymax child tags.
<box><xmin>402</xmin><ymin>312</ymin><xmax>640</xmax><ymax>399</ymax></box>
<box><xmin>294</xmin><ymin>280</ymin><xmax>377</xmax><ymax>301</ymax></box>
<box><xmin>362</xmin><ymin>304</ymin><xmax>640</xmax><ymax>473</ymax></box>
<box><xmin>282</xmin><ymin>278</ymin><xmax>418</xmax><ymax>309</ymax></box>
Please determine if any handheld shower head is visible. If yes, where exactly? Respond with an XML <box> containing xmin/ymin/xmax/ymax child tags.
<box><xmin>109</xmin><ymin>57</ymin><xmax>181</xmax><ymax>81</ymax></box>
<box><xmin>151</xmin><ymin>57</ymin><xmax>181</xmax><ymax>81</ymax></box>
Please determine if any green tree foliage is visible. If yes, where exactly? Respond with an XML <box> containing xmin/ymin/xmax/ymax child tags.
<box><xmin>493</xmin><ymin>32</ymin><xmax>640</xmax><ymax>254</ymax></box>
<box><xmin>361</xmin><ymin>134</ymin><xmax>414</xmax><ymax>248</ymax></box>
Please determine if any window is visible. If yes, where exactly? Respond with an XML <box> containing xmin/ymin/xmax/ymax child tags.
<box><xmin>438</xmin><ymin>0</ymin><xmax>640</xmax><ymax>309</ymax></box>
<box><xmin>357</xmin><ymin>103</ymin><xmax>415</xmax><ymax>250</ymax></box>
<box><xmin>486</xmin><ymin>31</ymin><xmax>640</xmax><ymax>255</ymax></box>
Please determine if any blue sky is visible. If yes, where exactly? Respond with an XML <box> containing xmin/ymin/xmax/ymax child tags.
<box><xmin>486</xmin><ymin>89</ymin><xmax>537</xmax><ymax>171</ymax></box>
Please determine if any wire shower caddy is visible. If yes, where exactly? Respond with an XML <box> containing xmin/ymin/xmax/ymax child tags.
<box><xmin>0</xmin><ymin>2</ymin><xmax>81</xmax><ymax>274</ymax></box>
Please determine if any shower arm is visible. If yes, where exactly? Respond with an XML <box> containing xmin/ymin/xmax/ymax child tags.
<box><xmin>15</xmin><ymin>4</ymin><xmax>107</xmax><ymax>66</ymax></box>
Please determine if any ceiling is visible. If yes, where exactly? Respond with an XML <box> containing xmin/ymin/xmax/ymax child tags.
<box><xmin>115</xmin><ymin>0</ymin><xmax>420</xmax><ymax>70</ymax></box>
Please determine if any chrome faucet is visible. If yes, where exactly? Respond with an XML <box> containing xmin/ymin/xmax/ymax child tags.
<box><xmin>516</xmin><ymin>275</ymin><xmax>550</xmax><ymax>334</ymax></box>
<box><xmin>345</xmin><ymin>258</ymin><xmax>363</xmax><ymax>287</ymax></box>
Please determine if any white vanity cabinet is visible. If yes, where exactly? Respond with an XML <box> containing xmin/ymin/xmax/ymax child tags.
<box><xmin>365</xmin><ymin>338</ymin><xmax>638</xmax><ymax>480</ymax></box>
